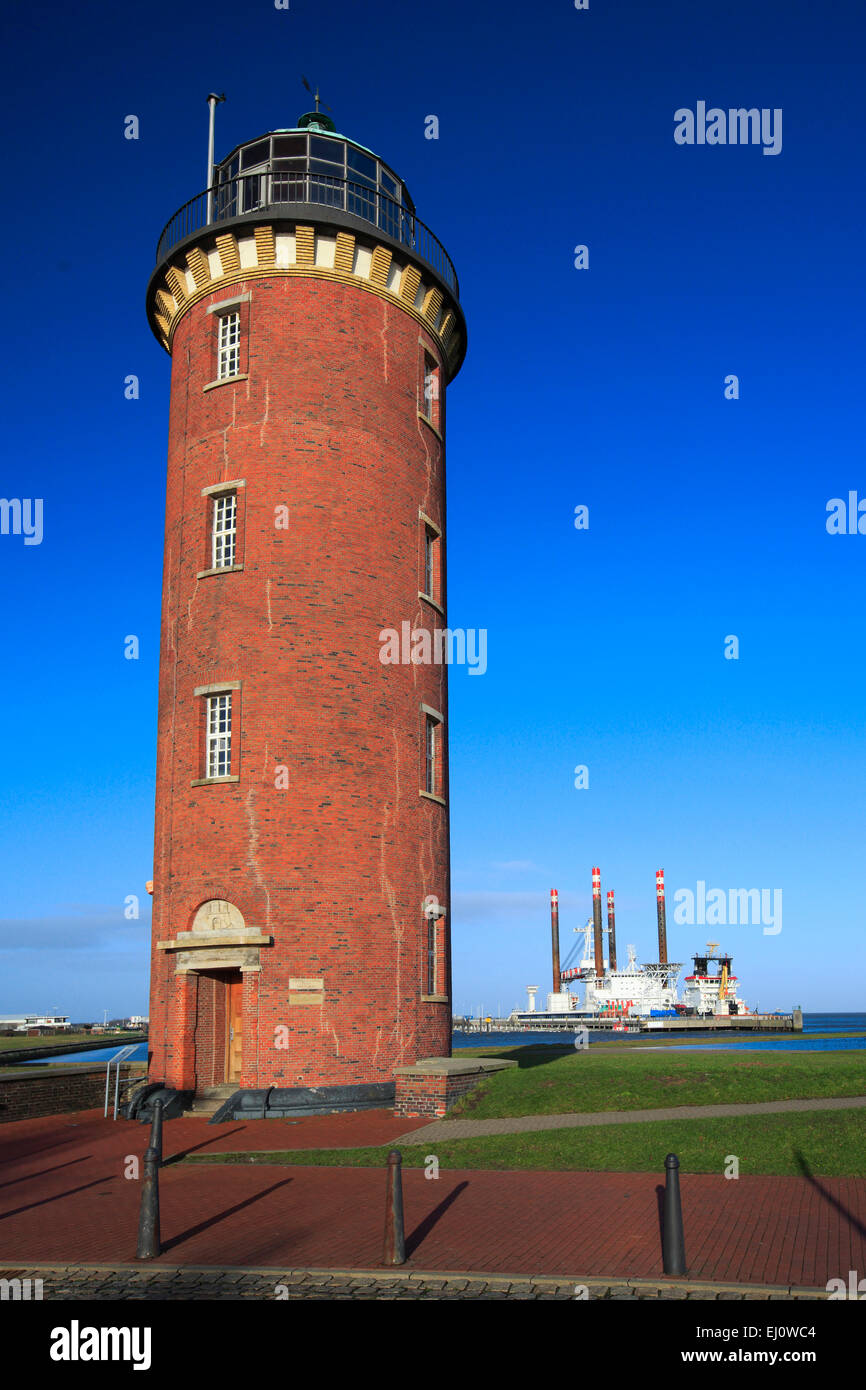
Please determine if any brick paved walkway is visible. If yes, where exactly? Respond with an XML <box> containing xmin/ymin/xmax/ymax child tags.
<box><xmin>395</xmin><ymin>1094</ymin><xmax>866</xmax><ymax>1144</ymax></box>
<box><xmin>1</xmin><ymin>1110</ymin><xmax>863</xmax><ymax>1288</ymax></box>
<box><xmin>0</xmin><ymin>1265</ymin><xmax>826</xmax><ymax>1300</ymax></box>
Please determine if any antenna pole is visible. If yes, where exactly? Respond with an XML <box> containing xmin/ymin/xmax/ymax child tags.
<box><xmin>206</xmin><ymin>92</ymin><xmax>226</xmax><ymax>226</ymax></box>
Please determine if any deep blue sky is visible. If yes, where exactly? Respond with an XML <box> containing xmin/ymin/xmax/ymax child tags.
<box><xmin>1</xmin><ymin>0</ymin><xmax>864</xmax><ymax>1019</ymax></box>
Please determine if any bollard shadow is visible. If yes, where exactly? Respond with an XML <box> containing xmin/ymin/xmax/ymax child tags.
<box><xmin>161</xmin><ymin>1126</ymin><xmax>247</xmax><ymax>1166</ymax></box>
<box><xmin>0</xmin><ymin>1175</ymin><xmax>116</xmax><ymax>1221</ymax></box>
<box><xmin>405</xmin><ymin>1180</ymin><xmax>469</xmax><ymax>1258</ymax></box>
<box><xmin>794</xmin><ymin>1149</ymin><xmax>866</xmax><ymax>1241</ymax></box>
<box><xmin>160</xmin><ymin>1176</ymin><xmax>294</xmax><ymax>1252</ymax></box>
<box><xmin>655</xmin><ymin>1183</ymin><xmax>665</xmax><ymax>1248</ymax></box>
<box><xmin>0</xmin><ymin>1156</ymin><xmax>88</xmax><ymax>1190</ymax></box>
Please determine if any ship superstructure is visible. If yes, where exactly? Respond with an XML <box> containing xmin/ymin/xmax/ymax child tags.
<box><xmin>560</xmin><ymin>926</ymin><xmax>682</xmax><ymax>1019</ymax></box>
<box><xmin>682</xmin><ymin>941</ymin><xmax>749</xmax><ymax>1016</ymax></box>
<box><xmin>509</xmin><ymin>871</ymin><xmax>760</xmax><ymax>1029</ymax></box>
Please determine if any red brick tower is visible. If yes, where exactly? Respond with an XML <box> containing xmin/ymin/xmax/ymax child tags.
<box><xmin>145</xmin><ymin>106</ymin><xmax>466</xmax><ymax>1113</ymax></box>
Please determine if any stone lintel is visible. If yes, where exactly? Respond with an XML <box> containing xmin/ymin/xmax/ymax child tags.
<box><xmin>157</xmin><ymin>931</ymin><xmax>271</xmax><ymax>951</ymax></box>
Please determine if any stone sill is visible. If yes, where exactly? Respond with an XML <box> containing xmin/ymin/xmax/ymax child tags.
<box><xmin>420</xmin><ymin>995</ymin><xmax>449</xmax><ymax>1004</ymax></box>
<box><xmin>418</xmin><ymin>591</ymin><xmax>445</xmax><ymax>617</ymax></box>
<box><xmin>419</xmin><ymin>791</ymin><xmax>446</xmax><ymax>806</ymax></box>
<box><xmin>196</xmin><ymin>564</ymin><xmax>245</xmax><ymax>579</ymax></box>
<box><xmin>191</xmin><ymin>775</ymin><xmax>240</xmax><ymax>787</ymax></box>
<box><xmin>417</xmin><ymin>411</ymin><xmax>443</xmax><ymax>442</ymax></box>
<box><xmin>203</xmin><ymin>373</ymin><xmax>248</xmax><ymax>392</ymax></box>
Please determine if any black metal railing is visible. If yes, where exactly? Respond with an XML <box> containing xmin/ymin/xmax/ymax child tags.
<box><xmin>155</xmin><ymin>172</ymin><xmax>459</xmax><ymax>296</ymax></box>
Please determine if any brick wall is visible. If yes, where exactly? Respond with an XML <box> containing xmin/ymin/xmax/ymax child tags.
<box><xmin>394</xmin><ymin>1069</ymin><xmax>489</xmax><ymax>1119</ymax></box>
<box><xmin>0</xmin><ymin>1067</ymin><xmax>144</xmax><ymax>1125</ymax></box>
<box><xmin>149</xmin><ymin>271</ymin><xmax>454</xmax><ymax>1094</ymax></box>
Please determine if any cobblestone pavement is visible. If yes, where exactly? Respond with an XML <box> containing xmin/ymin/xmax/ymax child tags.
<box><xmin>0</xmin><ymin>1265</ymin><xmax>827</xmax><ymax>1301</ymax></box>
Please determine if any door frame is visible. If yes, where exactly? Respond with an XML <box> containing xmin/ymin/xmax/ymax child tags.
<box><xmin>224</xmin><ymin>970</ymin><xmax>243</xmax><ymax>1084</ymax></box>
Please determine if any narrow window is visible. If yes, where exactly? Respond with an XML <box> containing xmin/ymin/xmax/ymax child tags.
<box><xmin>419</xmin><ymin>513</ymin><xmax>442</xmax><ymax>607</ymax></box>
<box><xmin>426</xmin><ymin>916</ymin><xmax>437</xmax><ymax>995</ymax></box>
<box><xmin>206</xmin><ymin>693</ymin><xmax>232</xmax><ymax>778</ymax></box>
<box><xmin>424</xmin><ymin>526</ymin><xmax>435</xmax><ymax>598</ymax></box>
<box><xmin>212</xmin><ymin>492</ymin><xmax>237</xmax><ymax>569</ymax></box>
<box><xmin>217</xmin><ymin>311</ymin><xmax>241</xmax><ymax>380</ymax></box>
<box><xmin>422</xmin><ymin>354</ymin><xmax>440</xmax><ymax>425</ymax></box>
<box><xmin>425</xmin><ymin>715</ymin><xmax>437</xmax><ymax>795</ymax></box>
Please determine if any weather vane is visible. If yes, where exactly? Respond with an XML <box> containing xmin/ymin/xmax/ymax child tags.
<box><xmin>302</xmin><ymin>76</ymin><xmax>332</xmax><ymax>114</ymax></box>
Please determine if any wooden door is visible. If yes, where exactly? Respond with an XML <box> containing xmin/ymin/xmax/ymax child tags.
<box><xmin>226</xmin><ymin>974</ymin><xmax>243</xmax><ymax>1083</ymax></box>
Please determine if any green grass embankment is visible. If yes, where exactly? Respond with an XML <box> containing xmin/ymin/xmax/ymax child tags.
<box><xmin>182</xmin><ymin>1107</ymin><xmax>866</xmax><ymax>1177</ymax></box>
<box><xmin>445</xmin><ymin>1045</ymin><xmax>866</xmax><ymax>1119</ymax></box>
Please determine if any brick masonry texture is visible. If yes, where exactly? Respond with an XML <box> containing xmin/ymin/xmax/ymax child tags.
<box><xmin>394</xmin><ymin>1070</ymin><xmax>488</xmax><ymax>1118</ymax></box>
<box><xmin>0</xmin><ymin>1067</ymin><xmax>141</xmax><ymax>1125</ymax></box>
<box><xmin>149</xmin><ymin>273</ymin><xmax>452</xmax><ymax>1093</ymax></box>
<box><xmin>2</xmin><ymin>1111</ymin><xmax>861</xmax><ymax>1287</ymax></box>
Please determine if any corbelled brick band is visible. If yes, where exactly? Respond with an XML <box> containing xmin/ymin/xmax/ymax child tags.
<box><xmin>146</xmin><ymin>124</ymin><xmax>466</xmax><ymax>1103</ymax></box>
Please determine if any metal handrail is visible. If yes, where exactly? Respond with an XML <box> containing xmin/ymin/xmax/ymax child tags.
<box><xmin>104</xmin><ymin>1044</ymin><xmax>139</xmax><ymax>1120</ymax></box>
<box><xmin>155</xmin><ymin>172</ymin><xmax>459</xmax><ymax>296</ymax></box>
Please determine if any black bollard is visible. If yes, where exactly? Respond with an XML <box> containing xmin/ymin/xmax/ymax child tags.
<box><xmin>150</xmin><ymin>1097</ymin><xmax>164</xmax><ymax>1166</ymax></box>
<box><xmin>136</xmin><ymin>1145</ymin><xmax>161</xmax><ymax>1259</ymax></box>
<box><xmin>662</xmin><ymin>1152</ymin><xmax>687</xmax><ymax>1276</ymax></box>
<box><xmin>383</xmin><ymin>1149</ymin><xmax>406</xmax><ymax>1266</ymax></box>
<box><xmin>136</xmin><ymin>1101</ymin><xmax>164</xmax><ymax>1260</ymax></box>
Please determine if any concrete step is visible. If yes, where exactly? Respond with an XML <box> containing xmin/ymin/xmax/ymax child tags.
<box><xmin>186</xmin><ymin>1084</ymin><xmax>236</xmax><ymax>1116</ymax></box>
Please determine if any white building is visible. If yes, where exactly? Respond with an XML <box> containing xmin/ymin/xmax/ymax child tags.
<box><xmin>0</xmin><ymin>1014</ymin><xmax>71</xmax><ymax>1032</ymax></box>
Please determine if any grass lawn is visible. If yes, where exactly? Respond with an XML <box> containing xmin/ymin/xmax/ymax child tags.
<box><xmin>444</xmin><ymin>1044</ymin><xmax>866</xmax><ymax>1119</ymax></box>
<box><xmin>182</xmin><ymin>1107</ymin><xmax>866</xmax><ymax>1177</ymax></box>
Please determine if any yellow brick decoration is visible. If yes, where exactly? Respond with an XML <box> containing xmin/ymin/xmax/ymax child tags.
<box><xmin>153</xmin><ymin>234</ymin><xmax>464</xmax><ymax>379</ymax></box>
<box><xmin>333</xmin><ymin>232</ymin><xmax>356</xmax><ymax>275</ymax></box>
<box><xmin>254</xmin><ymin>226</ymin><xmax>276</xmax><ymax>267</ymax></box>
<box><xmin>295</xmin><ymin>226</ymin><xmax>315</xmax><ymax>264</ymax></box>
<box><xmin>216</xmin><ymin>234</ymin><xmax>240</xmax><ymax>274</ymax></box>
<box><xmin>422</xmin><ymin>287</ymin><xmax>443</xmax><ymax>324</ymax></box>
<box><xmin>165</xmin><ymin>267</ymin><xmax>188</xmax><ymax>303</ymax></box>
<box><xmin>186</xmin><ymin>246</ymin><xmax>211</xmax><ymax>289</ymax></box>
<box><xmin>369</xmin><ymin>245</ymin><xmax>393</xmax><ymax>286</ymax></box>
<box><xmin>399</xmin><ymin>265</ymin><xmax>422</xmax><ymax>302</ymax></box>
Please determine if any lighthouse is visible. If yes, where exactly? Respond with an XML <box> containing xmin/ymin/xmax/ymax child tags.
<box><xmin>144</xmin><ymin>100</ymin><xmax>466</xmax><ymax>1114</ymax></box>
